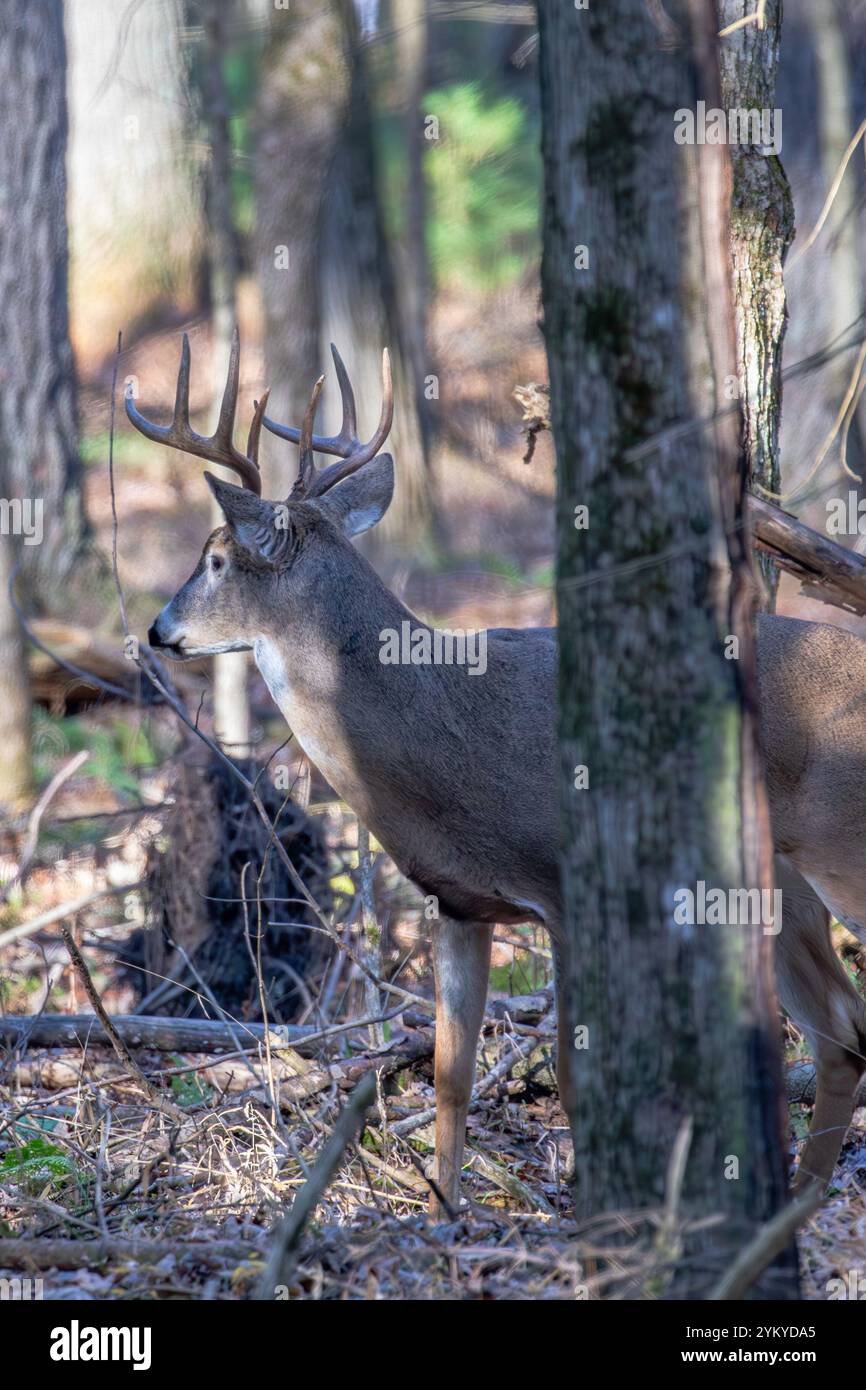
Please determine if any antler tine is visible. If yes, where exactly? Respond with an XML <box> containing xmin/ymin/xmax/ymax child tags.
<box><xmin>125</xmin><ymin>328</ymin><xmax>262</xmax><ymax>495</ymax></box>
<box><xmin>330</xmin><ymin>342</ymin><xmax>358</xmax><ymax>444</ymax></box>
<box><xmin>306</xmin><ymin>348</ymin><xmax>393</xmax><ymax>498</ymax></box>
<box><xmin>246</xmin><ymin>389</ymin><xmax>270</xmax><ymax>468</ymax></box>
<box><xmin>215</xmin><ymin>325</ymin><xmax>241</xmax><ymax>444</ymax></box>
<box><xmin>263</xmin><ymin>346</ymin><xmax>393</xmax><ymax>486</ymax></box>
<box><xmin>290</xmin><ymin>375</ymin><xmax>325</xmax><ymax>498</ymax></box>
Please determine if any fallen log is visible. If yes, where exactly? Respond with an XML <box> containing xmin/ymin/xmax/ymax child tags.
<box><xmin>0</xmin><ymin>1235</ymin><xmax>254</xmax><ymax>1273</ymax></box>
<box><xmin>0</xmin><ymin>987</ymin><xmax>548</xmax><ymax>1058</ymax></box>
<box><xmin>0</xmin><ymin>1013</ymin><xmax>323</xmax><ymax>1054</ymax></box>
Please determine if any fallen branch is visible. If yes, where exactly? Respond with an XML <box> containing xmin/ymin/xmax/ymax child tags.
<box><xmin>255</xmin><ymin>1072</ymin><xmax>377</xmax><ymax>1298</ymax></box>
<box><xmin>708</xmin><ymin>1180</ymin><xmax>825</xmax><ymax>1300</ymax></box>
<box><xmin>0</xmin><ymin>989</ymin><xmax>543</xmax><ymax>1057</ymax></box>
<box><xmin>60</xmin><ymin>925</ymin><xmax>186</xmax><ymax>1124</ymax></box>
<box><xmin>749</xmin><ymin>494</ymin><xmax>866</xmax><ymax>616</ymax></box>
<box><xmin>1</xmin><ymin>751</ymin><xmax>90</xmax><ymax>906</ymax></box>
<box><xmin>0</xmin><ymin>883</ymin><xmax>143</xmax><ymax>950</ymax></box>
<box><xmin>512</xmin><ymin>378</ymin><xmax>866</xmax><ymax>616</ymax></box>
<box><xmin>0</xmin><ymin>1012</ymin><xmax>353</xmax><ymax>1055</ymax></box>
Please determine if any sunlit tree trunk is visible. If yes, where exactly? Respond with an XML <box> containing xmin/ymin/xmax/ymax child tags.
<box><xmin>718</xmin><ymin>0</ymin><xmax>794</xmax><ymax>605</ymax></box>
<box><xmin>201</xmin><ymin>0</ymin><xmax>249</xmax><ymax>754</ymax></box>
<box><xmin>0</xmin><ymin>535</ymin><xmax>32</xmax><ymax>807</ymax></box>
<box><xmin>540</xmin><ymin>0</ymin><xmax>794</xmax><ymax>1294</ymax></box>
<box><xmin>65</xmin><ymin>0</ymin><xmax>201</xmax><ymax>367</ymax></box>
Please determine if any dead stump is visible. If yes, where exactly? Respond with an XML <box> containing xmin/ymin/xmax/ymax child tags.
<box><xmin>127</xmin><ymin>754</ymin><xmax>331</xmax><ymax>1023</ymax></box>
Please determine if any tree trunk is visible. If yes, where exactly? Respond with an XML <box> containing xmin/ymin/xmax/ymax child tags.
<box><xmin>717</xmin><ymin>0</ymin><xmax>794</xmax><ymax>605</ymax></box>
<box><xmin>805</xmin><ymin>0</ymin><xmax>866</xmax><ymax>481</ymax></box>
<box><xmin>0</xmin><ymin>0</ymin><xmax>85</xmax><ymax>600</ymax></box>
<box><xmin>539</xmin><ymin>0</ymin><xmax>794</xmax><ymax>1295</ymax></box>
<box><xmin>0</xmin><ymin>535</ymin><xmax>32</xmax><ymax>806</ymax></box>
<box><xmin>65</xmin><ymin>0</ymin><xmax>201</xmax><ymax>369</ymax></box>
<box><xmin>394</xmin><ymin>0</ymin><xmax>433</xmax><ymax>456</ymax></box>
<box><xmin>253</xmin><ymin>0</ymin><xmax>343</xmax><ymax>499</ymax></box>
<box><xmin>201</xmin><ymin>0</ymin><xmax>250</xmax><ymax>754</ymax></box>
<box><xmin>253</xmin><ymin>0</ymin><xmax>430</xmax><ymax>547</ymax></box>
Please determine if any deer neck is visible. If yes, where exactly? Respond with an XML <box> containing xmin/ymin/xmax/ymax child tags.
<box><xmin>252</xmin><ymin>556</ymin><xmax>426</xmax><ymax>819</ymax></box>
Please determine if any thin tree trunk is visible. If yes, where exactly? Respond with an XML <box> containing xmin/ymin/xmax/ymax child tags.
<box><xmin>253</xmin><ymin>0</ymin><xmax>345</xmax><ymax>498</ymax></box>
<box><xmin>320</xmin><ymin>0</ymin><xmax>430</xmax><ymax>552</ymax></box>
<box><xmin>0</xmin><ymin>0</ymin><xmax>85</xmax><ymax>600</ymax></box>
<box><xmin>539</xmin><ymin>0</ymin><xmax>794</xmax><ymax>1295</ymax></box>
<box><xmin>805</xmin><ymin>0</ymin><xmax>866</xmax><ymax>481</ymax></box>
<box><xmin>201</xmin><ymin>0</ymin><xmax>249</xmax><ymax>754</ymax></box>
<box><xmin>0</xmin><ymin>535</ymin><xmax>32</xmax><ymax>806</ymax></box>
<box><xmin>254</xmin><ymin>0</ymin><xmax>430</xmax><ymax>546</ymax></box>
<box><xmin>717</xmin><ymin>0</ymin><xmax>794</xmax><ymax>605</ymax></box>
<box><xmin>394</xmin><ymin>0</ymin><xmax>433</xmax><ymax>455</ymax></box>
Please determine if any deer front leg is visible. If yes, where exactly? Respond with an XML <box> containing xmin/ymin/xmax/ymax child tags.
<box><xmin>794</xmin><ymin>1042</ymin><xmax>864</xmax><ymax>1192</ymax></box>
<box><xmin>430</xmin><ymin>917</ymin><xmax>493</xmax><ymax>1217</ymax></box>
<box><xmin>774</xmin><ymin>857</ymin><xmax>866</xmax><ymax>1191</ymax></box>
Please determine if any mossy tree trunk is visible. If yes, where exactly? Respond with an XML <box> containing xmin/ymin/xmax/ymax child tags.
<box><xmin>539</xmin><ymin>0</ymin><xmax>794</xmax><ymax>1293</ymax></box>
<box><xmin>718</xmin><ymin>0</ymin><xmax>794</xmax><ymax>605</ymax></box>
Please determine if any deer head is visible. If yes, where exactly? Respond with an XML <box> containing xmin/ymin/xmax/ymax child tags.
<box><xmin>126</xmin><ymin>330</ymin><xmax>394</xmax><ymax>661</ymax></box>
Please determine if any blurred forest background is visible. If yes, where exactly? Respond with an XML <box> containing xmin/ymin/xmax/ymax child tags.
<box><xmin>2</xmin><ymin>0</ymin><xmax>866</xmax><ymax>1297</ymax></box>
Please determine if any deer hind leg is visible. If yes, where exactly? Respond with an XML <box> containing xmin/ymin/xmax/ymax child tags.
<box><xmin>430</xmin><ymin>917</ymin><xmax>493</xmax><ymax>1217</ymax></box>
<box><xmin>775</xmin><ymin>857</ymin><xmax>866</xmax><ymax>1191</ymax></box>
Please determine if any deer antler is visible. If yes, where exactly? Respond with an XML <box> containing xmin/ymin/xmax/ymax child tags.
<box><xmin>125</xmin><ymin>328</ymin><xmax>265</xmax><ymax>495</ymax></box>
<box><xmin>264</xmin><ymin>344</ymin><xmax>393</xmax><ymax>499</ymax></box>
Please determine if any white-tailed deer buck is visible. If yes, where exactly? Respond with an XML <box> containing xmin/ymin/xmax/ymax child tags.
<box><xmin>129</xmin><ymin>332</ymin><xmax>866</xmax><ymax>1212</ymax></box>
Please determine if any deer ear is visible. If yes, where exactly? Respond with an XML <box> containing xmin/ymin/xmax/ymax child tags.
<box><xmin>204</xmin><ymin>474</ymin><xmax>286</xmax><ymax>561</ymax></box>
<box><xmin>315</xmin><ymin>454</ymin><xmax>395</xmax><ymax>538</ymax></box>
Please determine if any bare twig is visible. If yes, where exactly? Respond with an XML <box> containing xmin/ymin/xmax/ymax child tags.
<box><xmin>255</xmin><ymin>1072</ymin><xmax>377</xmax><ymax>1297</ymax></box>
<box><xmin>0</xmin><ymin>883</ymin><xmax>144</xmax><ymax>950</ymax></box>
<box><xmin>1</xmin><ymin>750</ymin><xmax>90</xmax><ymax>905</ymax></box>
<box><xmin>60</xmin><ymin>924</ymin><xmax>186</xmax><ymax>1123</ymax></box>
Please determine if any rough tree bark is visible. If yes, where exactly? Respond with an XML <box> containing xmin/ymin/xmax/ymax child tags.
<box><xmin>717</xmin><ymin>0</ymin><xmax>795</xmax><ymax>604</ymax></box>
<box><xmin>539</xmin><ymin>0</ymin><xmax>794</xmax><ymax>1295</ymax></box>
<box><xmin>0</xmin><ymin>0</ymin><xmax>85</xmax><ymax>596</ymax></box>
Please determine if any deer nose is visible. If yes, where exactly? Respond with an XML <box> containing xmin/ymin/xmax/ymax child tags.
<box><xmin>147</xmin><ymin>622</ymin><xmax>166</xmax><ymax>649</ymax></box>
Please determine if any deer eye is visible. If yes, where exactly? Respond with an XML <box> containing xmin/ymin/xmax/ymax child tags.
<box><xmin>209</xmin><ymin>554</ymin><xmax>223</xmax><ymax>573</ymax></box>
